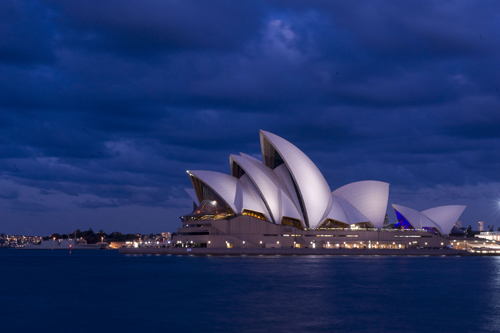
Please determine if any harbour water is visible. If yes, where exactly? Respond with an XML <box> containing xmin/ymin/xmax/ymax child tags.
<box><xmin>1</xmin><ymin>249</ymin><xmax>499</xmax><ymax>332</ymax></box>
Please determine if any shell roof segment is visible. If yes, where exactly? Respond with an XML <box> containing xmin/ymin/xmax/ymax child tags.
<box><xmin>421</xmin><ymin>205</ymin><xmax>466</xmax><ymax>235</ymax></box>
<box><xmin>333</xmin><ymin>181</ymin><xmax>389</xmax><ymax>228</ymax></box>
<box><xmin>331</xmin><ymin>195</ymin><xmax>369</xmax><ymax>224</ymax></box>
<box><xmin>187</xmin><ymin>170</ymin><xmax>267</xmax><ymax>217</ymax></box>
<box><xmin>238</xmin><ymin>152</ymin><xmax>262</xmax><ymax>164</ymax></box>
<box><xmin>229</xmin><ymin>153</ymin><xmax>302</xmax><ymax>224</ymax></box>
<box><xmin>230</xmin><ymin>154</ymin><xmax>280</xmax><ymax>222</ymax></box>
<box><xmin>392</xmin><ymin>204</ymin><xmax>422</xmax><ymax>229</ymax></box>
<box><xmin>392</xmin><ymin>204</ymin><xmax>466</xmax><ymax>235</ymax></box>
<box><xmin>238</xmin><ymin>174</ymin><xmax>272</xmax><ymax>221</ymax></box>
<box><xmin>240</xmin><ymin>153</ymin><xmax>302</xmax><ymax>222</ymax></box>
<box><xmin>259</xmin><ymin>130</ymin><xmax>332</xmax><ymax>229</ymax></box>
<box><xmin>273</xmin><ymin>164</ymin><xmax>304</xmax><ymax>222</ymax></box>
<box><xmin>325</xmin><ymin>195</ymin><xmax>350</xmax><ymax>224</ymax></box>
<box><xmin>279</xmin><ymin>189</ymin><xmax>303</xmax><ymax>221</ymax></box>
<box><xmin>420</xmin><ymin>214</ymin><xmax>443</xmax><ymax>234</ymax></box>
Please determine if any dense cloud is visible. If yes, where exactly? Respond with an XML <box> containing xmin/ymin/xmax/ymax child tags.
<box><xmin>1</xmin><ymin>0</ymin><xmax>500</xmax><ymax>234</ymax></box>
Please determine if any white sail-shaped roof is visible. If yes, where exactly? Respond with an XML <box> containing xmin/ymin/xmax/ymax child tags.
<box><xmin>326</xmin><ymin>195</ymin><xmax>350</xmax><ymax>224</ymax></box>
<box><xmin>260</xmin><ymin>130</ymin><xmax>332</xmax><ymax>229</ymax></box>
<box><xmin>334</xmin><ymin>195</ymin><xmax>370</xmax><ymax>224</ymax></box>
<box><xmin>421</xmin><ymin>205</ymin><xmax>466</xmax><ymax>235</ymax></box>
<box><xmin>420</xmin><ymin>214</ymin><xmax>443</xmax><ymax>234</ymax></box>
<box><xmin>392</xmin><ymin>204</ymin><xmax>466</xmax><ymax>235</ymax></box>
<box><xmin>184</xmin><ymin>188</ymin><xmax>199</xmax><ymax>206</ymax></box>
<box><xmin>279</xmin><ymin>189</ymin><xmax>303</xmax><ymax>221</ymax></box>
<box><xmin>239</xmin><ymin>152</ymin><xmax>262</xmax><ymax>164</ymax></box>
<box><xmin>273</xmin><ymin>164</ymin><xmax>304</xmax><ymax>222</ymax></box>
<box><xmin>392</xmin><ymin>204</ymin><xmax>422</xmax><ymax>229</ymax></box>
<box><xmin>242</xmin><ymin>154</ymin><xmax>304</xmax><ymax>223</ymax></box>
<box><xmin>241</xmin><ymin>154</ymin><xmax>302</xmax><ymax>222</ymax></box>
<box><xmin>230</xmin><ymin>154</ymin><xmax>280</xmax><ymax>223</ymax></box>
<box><xmin>238</xmin><ymin>174</ymin><xmax>272</xmax><ymax>221</ymax></box>
<box><xmin>230</xmin><ymin>153</ymin><xmax>302</xmax><ymax>225</ymax></box>
<box><xmin>333</xmin><ymin>181</ymin><xmax>389</xmax><ymax>228</ymax></box>
<box><xmin>187</xmin><ymin>170</ymin><xmax>267</xmax><ymax>217</ymax></box>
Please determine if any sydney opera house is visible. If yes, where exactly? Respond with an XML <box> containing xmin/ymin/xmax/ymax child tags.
<box><xmin>173</xmin><ymin>130</ymin><xmax>466</xmax><ymax>250</ymax></box>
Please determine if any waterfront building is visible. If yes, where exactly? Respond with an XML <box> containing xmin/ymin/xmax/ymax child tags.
<box><xmin>479</xmin><ymin>221</ymin><xmax>484</xmax><ymax>232</ymax></box>
<box><xmin>0</xmin><ymin>234</ymin><xmax>43</xmax><ymax>248</ymax></box>
<box><xmin>476</xmin><ymin>231</ymin><xmax>500</xmax><ymax>242</ymax></box>
<box><xmin>173</xmin><ymin>130</ymin><xmax>467</xmax><ymax>249</ymax></box>
<box><xmin>455</xmin><ymin>221</ymin><xmax>461</xmax><ymax>228</ymax></box>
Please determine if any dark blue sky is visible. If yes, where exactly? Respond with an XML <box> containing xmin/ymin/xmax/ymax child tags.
<box><xmin>2</xmin><ymin>0</ymin><xmax>500</xmax><ymax>235</ymax></box>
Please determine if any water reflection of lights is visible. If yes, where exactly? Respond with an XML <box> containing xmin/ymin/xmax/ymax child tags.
<box><xmin>479</xmin><ymin>257</ymin><xmax>500</xmax><ymax>331</ymax></box>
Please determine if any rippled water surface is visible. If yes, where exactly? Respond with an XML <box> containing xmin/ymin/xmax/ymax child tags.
<box><xmin>1</xmin><ymin>249</ymin><xmax>500</xmax><ymax>332</ymax></box>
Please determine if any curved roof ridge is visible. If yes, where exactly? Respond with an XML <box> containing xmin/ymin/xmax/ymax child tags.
<box><xmin>274</xmin><ymin>164</ymin><xmax>305</xmax><ymax>227</ymax></box>
<box><xmin>238</xmin><ymin>174</ymin><xmax>272</xmax><ymax>220</ymax></box>
<box><xmin>279</xmin><ymin>189</ymin><xmax>303</xmax><ymax>221</ymax></box>
<box><xmin>334</xmin><ymin>194</ymin><xmax>369</xmax><ymax>224</ymax></box>
<box><xmin>230</xmin><ymin>154</ymin><xmax>283</xmax><ymax>223</ymax></box>
<box><xmin>325</xmin><ymin>195</ymin><xmax>350</xmax><ymax>224</ymax></box>
<box><xmin>421</xmin><ymin>205</ymin><xmax>466</xmax><ymax>235</ymax></box>
<box><xmin>420</xmin><ymin>214</ymin><xmax>443</xmax><ymax>234</ymax></box>
<box><xmin>392</xmin><ymin>204</ymin><xmax>422</xmax><ymax>229</ymax></box>
<box><xmin>239</xmin><ymin>152</ymin><xmax>262</xmax><ymax>164</ymax></box>
<box><xmin>260</xmin><ymin>130</ymin><xmax>332</xmax><ymax>229</ymax></box>
<box><xmin>333</xmin><ymin>180</ymin><xmax>389</xmax><ymax>228</ymax></box>
<box><xmin>188</xmin><ymin>170</ymin><xmax>238</xmax><ymax>213</ymax></box>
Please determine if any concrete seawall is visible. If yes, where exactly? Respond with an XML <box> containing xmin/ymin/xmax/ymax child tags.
<box><xmin>118</xmin><ymin>247</ymin><xmax>494</xmax><ymax>256</ymax></box>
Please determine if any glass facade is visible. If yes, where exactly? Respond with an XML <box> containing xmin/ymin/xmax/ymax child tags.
<box><xmin>394</xmin><ymin>209</ymin><xmax>413</xmax><ymax>229</ymax></box>
<box><xmin>180</xmin><ymin>184</ymin><xmax>235</xmax><ymax>222</ymax></box>
<box><xmin>231</xmin><ymin>162</ymin><xmax>245</xmax><ymax>179</ymax></box>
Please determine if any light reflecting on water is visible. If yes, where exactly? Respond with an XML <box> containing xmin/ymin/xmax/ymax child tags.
<box><xmin>480</xmin><ymin>256</ymin><xmax>500</xmax><ymax>332</ymax></box>
<box><xmin>1</xmin><ymin>250</ymin><xmax>500</xmax><ymax>332</ymax></box>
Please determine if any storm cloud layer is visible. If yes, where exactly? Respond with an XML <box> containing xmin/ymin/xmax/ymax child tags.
<box><xmin>2</xmin><ymin>0</ymin><xmax>500</xmax><ymax>234</ymax></box>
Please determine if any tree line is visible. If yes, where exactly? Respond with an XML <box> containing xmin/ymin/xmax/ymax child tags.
<box><xmin>43</xmin><ymin>228</ymin><xmax>140</xmax><ymax>244</ymax></box>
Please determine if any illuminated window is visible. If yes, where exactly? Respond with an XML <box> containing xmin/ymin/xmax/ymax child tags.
<box><xmin>242</xmin><ymin>210</ymin><xmax>267</xmax><ymax>221</ymax></box>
